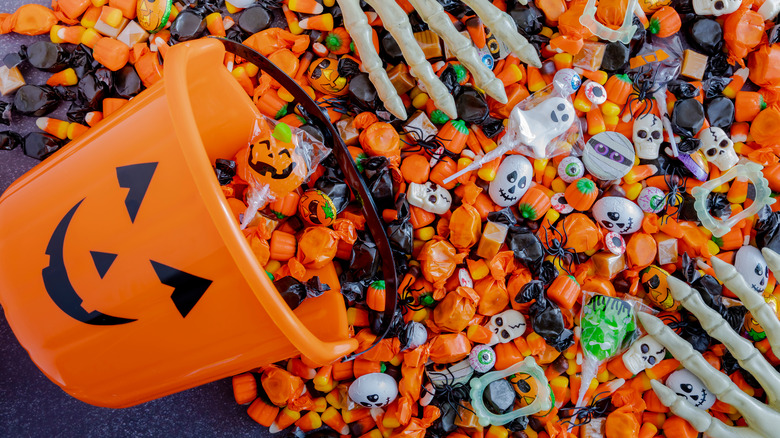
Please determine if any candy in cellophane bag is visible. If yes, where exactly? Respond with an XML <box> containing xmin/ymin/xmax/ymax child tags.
<box><xmin>235</xmin><ymin>114</ymin><xmax>329</xmax><ymax>229</ymax></box>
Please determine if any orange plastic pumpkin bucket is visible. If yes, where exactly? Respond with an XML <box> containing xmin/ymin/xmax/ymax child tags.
<box><xmin>0</xmin><ymin>39</ymin><xmax>395</xmax><ymax>408</ymax></box>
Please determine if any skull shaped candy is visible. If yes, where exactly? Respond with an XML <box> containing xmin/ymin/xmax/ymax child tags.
<box><xmin>664</xmin><ymin>369</ymin><xmax>716</xmax><ymax>410</ymax></box>
<box><xmin>692</xmin><ymin>0</ymin><xmax>741</xmax><ymax>16</ymax></box>
<box><xmin>699</xmin><ymin>127</ymin><xmax>738</xmax><ymax>171</ymax></box>
<box><xmin>407</xmin><ymin>182</ymin><xmax>452</xmax><ymax>215</ymax></box>
<box><xmin>487</xmin><ymin>309</ymin><xmax>526</xmax><ymax>346</ymax></box>
<box><xmin>592</xmin><ymin>197</ymin><xmax>644</xmax><ymax>234</ymax></box>
<box><xmin>506</xmin><ymin>96</ymin><xmax>576</xmax><ymax>159</ymax></box>
<box><xmin>632</xmin><ymin>114</ymin><xmax>663</xmax><ymax>160</ymax></box>
<box><xmin>734</xmin><ymin>245</ymin><xmax>769</xmax><ymax>293</ymax></box>
<box><xmin>488</xmin><ymin>155</ymin><xmax>533</xmax><ymax>207</ymax></box>
<box><xmin>622</xmin><ymin>335</ymin><xmax>666</xmax><ymax>375</ymax></box>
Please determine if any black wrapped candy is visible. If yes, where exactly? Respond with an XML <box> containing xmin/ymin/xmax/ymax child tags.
<box><xmin>13</xmin><ymin>85</ymin><xmax>60</xmax><ymax>117</ymax></box>
<box><xmin>23</xmin><ymin>132</ymin><xmax>63</xmax><ymax>160</ymax></box>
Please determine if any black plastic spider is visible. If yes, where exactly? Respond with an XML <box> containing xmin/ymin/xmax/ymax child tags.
<box><xmin>620</xmin><ymin>64</ymin><xmax>660</xmax><ymax>120</ymax></box>
<box><xmin>402</xmin><ymin>126</ymin><xmax>459</xmax><ymax>165</ymax></box>
<box><xmin>558</xmin><ymin>391</ymin><xmax>612</xmax><ymax>427</ymax></box>
<box><xmin>428</xmin><ymin>366</ymin><xmax>475</xmax><ymax>420</ymax></box>
<box><xmin>318</xmin><ymin>96</ymin><xmax>354</xmax><ymax>117</ymax></box>
<box><xmin>661</xmin><ymin>167</ymin><xmax>687</xmax><ymax>220</ymax></box>
<box><xmin>540</xmin><ymin>224</ymin><xmax>578</xmax><ymax>276</ymax></box>
<box><xmin>398</xmin><ymin>282</ymin><xmax>427</xmax><ymax>312</ymax></box>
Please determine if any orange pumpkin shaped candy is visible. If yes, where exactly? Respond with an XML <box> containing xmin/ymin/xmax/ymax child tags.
<box><xmin>299</xmin><ymin>189</ymin><xmax>336</xmax><ymax>227</ymax></box>
<box><xmin>307</xmin><ymin>57</ymin><xmax>354</xmax><ymax>95</ymax></box>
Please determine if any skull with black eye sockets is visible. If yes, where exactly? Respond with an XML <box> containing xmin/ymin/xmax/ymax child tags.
<box><xmin>486</xmin><ymin>309</ymin><xmax>526</xmax><ymax>346</ymax></box>
<box><xmin>632</xmin><ymin>114</ymin><xmax>663</xmax><ymax>160</ymax></box>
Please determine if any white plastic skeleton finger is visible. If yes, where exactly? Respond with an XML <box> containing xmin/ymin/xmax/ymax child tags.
<box><xmin>407</xmin><ymin>0</ymin><xmax>507</xmax><ymax>104</ymax></box>
<box><xmin>667</xmin><ymin>275</ymin><xmax>780</xmax><ymax>410</ymax></box>
<box><xmin>638</xmin><ymin>312</ymin><xmax>762</xmax><ymax>417</ymax></box>
<box><xmin>650</xmin><ymin>380</ymin><xmax>757</xmax><ymax>438</ymax></box>
<box><xmin>461</xmin><ymin>0</ymin><xmax>542</xmax><ymax>68</ymax></box>
<box><xmin>363</xmin><ymin>0</ymin><xmax>458</xmax><ymax>119</ymax></box>
<box><xmin>338</xmin><ymin>0</ymin><xmax>407</xmax><ymax>119</ymax></box>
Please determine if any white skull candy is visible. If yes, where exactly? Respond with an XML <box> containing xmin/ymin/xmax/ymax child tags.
<box><xmin>632</xmin><ymin>114</ymin><xmax>663</xmax><ymax>160</ymax></box>
<box><xmin>699</xmin><ymin>127</ymin><xmax>738</xmax><ymax>171</ymax></box>
<box><xmin>692</xmin><ymin>0</ymin><xmax>741</xmax><ymax>16</ymax></box>
<box><xmin>592</xmin><ymin>196</ymin><xmax>644</xmax><ymax>234</ymax></box>
<box><xmin>665</xmin><ymin>369</ymin><xmax>716</xmax><ymax>410</ymax></box>
<box><xmin>407</xmin><ymin>182</ymin><xmax>452</xmax><ymax>215</ymax></box>
<box><xmin>488</xmin><ymin>155</ymin><xmax>533</xmax><ymax>207</ymax></box>
<box><xmin>507</xmin><ymin>97</ymin><xmax>576</xmax><ymax>159</ymax></box>
<box><xmin>622</xmin><ymin>335</ymin><xmax>666</xmax><ymax>375</ymax></box>
<box><xmin>734</xmin><ymin>246</ymin><xmax>769</xmax><ymax>293</ymax></box>
<box><xmin>487</xmin><ymin>309</ymin><xmax>526</xmax><ymax>346</ymax></box>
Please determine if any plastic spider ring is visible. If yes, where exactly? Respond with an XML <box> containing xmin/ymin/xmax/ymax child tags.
<box><xmin>691</xmin><ymin>162</ymin><xmax>775</xmax><ymax>238</ymax></box>
<box><xmin>469</xmin><ymin>356</ymin><xmax>552</xmax><ymax>426</ymax></box>
<box><xmin>578</xmin><ymin>0</ymin><xmax>639</xmax><ymax>44</ymax></box>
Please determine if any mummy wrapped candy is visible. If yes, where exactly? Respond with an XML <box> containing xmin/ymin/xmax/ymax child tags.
<box><xmin>488</xmin><ymin>155</ymin><xmax>533</xmax><ymax>207</ymax></box>
<box><xmin>664</xmin><ymin>369</ymin><xmax>716</xmax><ymax>410</ymax></box>
<box><xmin>407</xmin><ymin>182</ymin><xmax>452</xmax><ymax>215</ymax></box>
<box><xmin>583</xmin><ymin>132</ymin><xmax>635</xmax><ymax>180</ymax></box>
<box><xmin>593</xmin><ymin>197</ymin><xmax>644</xmax><ymax>234</ymax></box>
<box><xmin>557</xmin><ymin>156</ymin><xmax>585</xmax><ymax>183</ymax></box>
<box><xmin>622</xmin><ymin>335</ymin><xmax>666</xmax><ymax>375</ymax></box>
<box><xmin>693</xmin><ymin>0</ymin><xmax>741</xmax><ymax>16</ymax></box>
<box><xmin>699</xmin><ymin>127</ymin><xmax>738</xmax><ymax>171</ymax></box>
<box><xmin>348</xmin><ymin>373</ymin><xmax>399</xmax><ymax>408</ymax></box>
<box><xmin>632</xmin><ymin>114</ymin><xmax>663</xmax><ymax>160</ymax></box>
<box><xmin>504</xmin><ymin>96</ymin><xmax>576</xmax><ymax>159</ymax></box>
<box><xmin>734</xmin><ymin>246</ymin><xmax>769</xmax><ymax>293</ymax></box>
<box><xmin>469</xmin><ymin>345</ymin><xmax>497</xmax><ymax>373</ymax></box>
<box><xmin>487</xmin><ymin>309</ymin><xmax>526</xmax><ymax>346</ymax></box>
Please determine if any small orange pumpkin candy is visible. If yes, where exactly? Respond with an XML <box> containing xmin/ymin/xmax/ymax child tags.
<box><xmin>517</xmin><ymin>186</ymin><xmax>551</xmax><ymax>221</ymax></box>
<box><xmin>648</xmin><ymin>7</ymin><xmax>680</xmax><ymax>38</ymax></box>
<box><xmin>366</xmin><ymin>280</ymin><xmax>386</xmax><ymax>312</ymax></box>
<box><xmin>604</xmin><ymin>73</ymin><xmax>632</xmax><ymax>106</ymax></box>
<box><xmin>564</xmin><ymin>177</ymin><xmax>598</xmax><ymax>211</ymax></box>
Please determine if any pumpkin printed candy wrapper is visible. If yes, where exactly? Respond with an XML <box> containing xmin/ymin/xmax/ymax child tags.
<box><xmin>8</xmin><ymin>0</ymin><xmax>780</xmax><ymax>436</ymax></box>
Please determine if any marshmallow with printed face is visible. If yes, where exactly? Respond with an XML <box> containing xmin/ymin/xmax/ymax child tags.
<box><xmin>488</xmin><ymin>155</ymin><xmax>533</xmax><ymax>207</ymax></box>
<box><xmin>593</xmin><ymin>196</ymin><xmax>644</xmax><ymax>234</ymax></box>
<box><xmin>665</xmin><ymin>369</ymin><xmax>716</xmax><ymax>410</ymax></box>
<box><xmin>734</xmin><ymin>245</ymin><xmax>769</xmax><ymax>293</ymax></box>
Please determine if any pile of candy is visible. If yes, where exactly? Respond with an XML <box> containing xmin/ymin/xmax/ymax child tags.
<box><xmin>6</xmin><ymin>0</ymin><xmax>780</xmax><ymax>436</ymax></box>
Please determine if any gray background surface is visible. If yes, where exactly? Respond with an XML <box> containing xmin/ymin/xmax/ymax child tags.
<box><xmin>1</xmin><ymin>1</ymin><xmax>273</xmax><ymax>436</ymax></box>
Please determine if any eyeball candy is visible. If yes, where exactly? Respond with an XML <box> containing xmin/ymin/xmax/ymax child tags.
<box><xmin>583</xmin><ymin>131</ymin><xmax>635</xmax><ymax>180</ymax></box>
<box><xmin>664</xmin><ymin>369</ymin><xmax>716</xmax><ymax>410</ymax></box>
<box><xmin>553</xmin><ymin>68</ymin><xmax>582</xmax><ymax>96</ymax></box>
<box><xmin>558</xmin><ymin>156</ymin><xmax>585</xmax><ymax>183</ymax></box>
<box><xmin>637</xmin><ymin>186</ymin><xmax>666</xmax><ymax>213</ymax></box>
<box><xmin>348</xmin><ymin>373</ymin><xmax>398</xmax><ymax>408</ymax></box>
<box><xmin>583</xmin><ymin>80</ymin><xmax>607</xmax><ymax>105</ymax></box>
<box><xmin>593</xmin><ymin>197</ymin><xmax>644</xmax><ymax>234</ymax></box>
<box><xmin>604</xmin><ymin>231</ymin><xmax>626</xmax><ymax>255</ymax></box>
<box><xmin>488</xmin><ymin>155</ymin><xmax>533</xmax><ymax>207</ymax></box>
<box><xmin>469</xmin><ymin>344</ymin><xmax>497</xmax><ymax>373</ymax></box>
<box><xmin>551</xmin><ymin>192</ymin><xmax>574</xmax><ymax>213</ymax></box>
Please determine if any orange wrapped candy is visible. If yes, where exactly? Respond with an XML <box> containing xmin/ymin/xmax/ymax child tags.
<box><xmin>723</xmin><ymin>7</ymin><xmax>764</xmax><ymax>65</ymax></box>
<box><xmin>359</xmin><ymin>122</ymin><xmax>401</xmax><ymax>166</ymax></box>
<box><xmin>448</xmin><ymin>203</ymin><xmax>482</xmax><ymax>249</ymax></box>
<box><xmin>0</xmin><ymin>4</ymin><xmax>57</xmax><ymax>35</ymax></box>
<box><xmin>295</xmin><ymin>226</ymin><xmax>339</xmax><ymax>268</ymax></box>
<box><xmin>750</xmin><ymin>107</ymin><xmax>780</xmax><ymax>147</ymax></box>
<box><xmin>261</xmin><ymin>365</ymin><xmax>306</xmax><ymax>407</ymax></box>
<box><xmin>626</xmin><ymin>232</ymin><xmax>657</xmax><ymax>269</ymax></box>
<box><xmin>243</xmin><ymin>28</ymin><xmax>310</xmax><ymax>57</ymax></box>
<box><xmin>474</xmin><ymin>275</ymin><xmax>509</xmax><ymax>316</ymax></box>
<box><xmin>605</xmin><ymin>407</ymin><xmax>640</xmax><ymax>438</ymax></box>
<box><xmin>428</xmin><ymin>333</ymin><xmax>471</xmax><ymax>363</ymax></box>
<box><xmin>390</xmin><ymin>405</ymin><xmax>441</xmax><ymax>438</ymax></box>
<box><xmin>418</xmin><ymin>239</ymin><xmax>465</xmax><ymax>294</ymax></box>
<box><xmin>433</xmin><ymin>286</ymin><xmax>480</xmax><ymax>332</ymax></box>
<box><xmin>542</xmin><ymin>213</ymin><xmax>600</xmax><ymax>253</ymax></box>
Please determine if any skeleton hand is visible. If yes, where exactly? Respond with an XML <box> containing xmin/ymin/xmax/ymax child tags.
<box><xmin>337</xmin><ymin>0</ymin><xmax>542</xmax><ymax>120</ymax></box>
<box><xmin>638</xmin><ymin>249</ymin><xmax>780</xmax><ymax>438</ymax></box>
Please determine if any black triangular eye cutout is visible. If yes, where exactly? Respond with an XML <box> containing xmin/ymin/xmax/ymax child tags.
<box><xmin>90</xmin><ymin>251</ymin><xmax>117</xmax><ymax>279</ymax></box>
<box><xmin>116</xmin><ymin>162</ymin><xmax>158</xmax><ymax>223</ymax></box>
<box><xmin>150</xmin><ymin>260</ymin><xmax>213</xmax><ymax>318</ymax></box>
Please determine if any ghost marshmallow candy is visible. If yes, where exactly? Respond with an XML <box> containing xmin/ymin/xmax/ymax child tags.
<box><xmin>622</xmin><ymin>335</ymin><xmax>666</xmax><ymax>375</ymax></box>
<box><xmin>488</xmin><ymin>155</ymin><xmax>533</xmax><ymax>207</ymax></box>
<box><xmin>583</xmin><ymin>131</ymin><xmax>635</xmax><ymax>180</ymax></box>
<box><xmin>505</xmin><ymin>96</ymin><xmax>576</xmax><ymax>159</ymax></box>
<box><xmin>734</xmin><ymin>245</ymin><xmax>769</xmax><ymax>293</ymax></box>
<box><xmin>664</xmin><ymin>369</ymin><xmax>716</xmax><ymax>410</ymax></box>
<box><xmin>469</xmin><ymin>344</ymin><xmax>497</xmax><ymax>373</ymax></box>
<box><xmin>486</xmin><ymin>309</ymin><xmax>527</xmax><ymax>346</ymax></box>
<box><xmin>698</xmin><ymin>126</ymin><xmax>738</xmax><ymax>171</ymax></box>
<box><xmin>348</xmin><ymin>373</ymin><xmax>399</xmax><ymax>408</ymax></box>
<box><xmin>593</xmin><ymin>196</ymin><xmax>644</xmax><ymax>234</ymax></box>
<box><xmin>407</xmin><ymin>181</ymin><xmax>452</xmax><ymax>215</ymax></box>
<box><xmin>693</xmin><ymin>0</ymin><xmax>741</xmax><ymax>16</ymax></box>
<box><xmin>632</xmin><ymin>114</ymin><xmax>663</xmax><ymax>160</ymax></box>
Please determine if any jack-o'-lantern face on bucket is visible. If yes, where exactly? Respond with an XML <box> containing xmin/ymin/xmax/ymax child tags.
<box><xmin>308</xmin><ymin>57</ymin><xmax>350</xmax><ymax>95</ymax></box>
<box><xmin>241</xmin><ymin>118</ymin><xmax>307</xmax><ymax>196</ymax></box>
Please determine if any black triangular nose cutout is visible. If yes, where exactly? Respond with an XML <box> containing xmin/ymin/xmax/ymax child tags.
<box><xmin>150</xmin><ymin>260</ymin><xmax>213</xmax><ymax>318</ymax></box>
<box><xmin>116</xmin><ymin>162</ymin><xmax>158</xmax><ymax>223</ymax></box>
<box><xmin>90</xmin><ymin>251</ymin><xmax>117</xmax><ymax>279</ymax></box>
